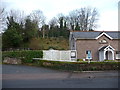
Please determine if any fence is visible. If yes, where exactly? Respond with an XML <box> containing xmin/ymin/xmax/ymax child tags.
<box><xmin>42</xmin><ymin>49</ymin><xmax>77</xmax><ymax>61</ymax></box>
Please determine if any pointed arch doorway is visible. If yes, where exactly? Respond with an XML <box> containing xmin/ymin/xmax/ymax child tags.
<box><xmin>105</xmin><ymin>51</ymin><xmax>113</xmax><ymax>60</ymax></box>
<box><xmin>99</xmin><ymin>45</ymin><xmax>115</xmax><ymax>61</ymax></box>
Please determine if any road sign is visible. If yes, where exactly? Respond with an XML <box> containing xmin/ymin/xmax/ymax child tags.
<box><xmin>88</xmin><ymin>50</ymin><xmax>91</xmax><ymax>59</ymax></box>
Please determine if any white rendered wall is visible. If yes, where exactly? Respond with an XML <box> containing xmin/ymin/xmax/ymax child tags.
<box><xmin>43</xmin><ymin>50</ymin><xmax>76</xmax><ymax>61</ymax></box>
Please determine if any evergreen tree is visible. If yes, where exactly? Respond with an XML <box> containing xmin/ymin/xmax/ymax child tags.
<box><xmin>23</xmin><ymin>17</ymin><xmax>39</xmax><ymax>42</ymax></box>
<box><xmin>75</xmin><ymin>22</ymin><xmax>80</xmax><ymax>30</ymax></box>
<box><xmin>59</xmin><ymin>17</ymin><xmax>63</xmax><ymax>29</ymax></box>
<box><xmin>2</xmin><ymin>16</ymin><xmax>23</xmax><ymax>50</ymax></box>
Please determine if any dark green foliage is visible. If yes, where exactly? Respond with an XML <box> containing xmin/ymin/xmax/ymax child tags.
<box><xmin>2</xmin><ymin>12</ymin><xmax>70</xmax><ymax>50</ymax></box>
<box><xmin>23</xmin><ymin>17</ymin><xmax>39</xmax><ymax>42</ymax></box>
<box><xmin>2</xmin><ymin>28</ymin><xmax>23</xmax><ymax>49</ymax></box>
<box><xmin>2</xmin><ymin>15</ymin><xmax>40</xmax><ymax>50</ymax></box>
<box><xmin>64</xmin><ymin>21</ymin><xmax>67</xmax><ymax>29</ymax></box>
<box><xmin>21</xmin><ymin>50</ymin><xmax>43</xmax><ymax>63</ymax></box>
<box><xmin>48</xmin><ymin>26</ymin><xmax>60</xmax><ymax>38</ymax></box>
<box><xmin>77</xmin><ymin>59</ymin><xmax>84</xmax><ymax>62</ymax></box>
<box><xmin>60</xmin><ymin>29</ymin><xmax>70</xmax><ymax>39</ymax></box>
<box><xmin>2</xmin><ymin>16</ymin><xmax>23</xmax><ymax>50</ymax></box>
<box><xmin>36</xmin><ymin>60</ymin><xmax>119</xmax><ymax>71</ymax></box>
<box><xmin>59</xmin><ymin>17</ymin><xmax>64</xmax><ymax>29</ymax></box>
<box><xmin>104</xmin><ymin>60</ymin><xmax>118</xmax><ymax>62</ymax></box>
<box><xmin>2</xmin><ymin>7</ymin><xmax>98</xmax><ymax>50</ymax></box>
<box><xmin>75</xmin><ymin>22</ymin><xmax>80</xmax><ymax>30</ymax></box>
<box><xmin>2</xmin><ymin>50</ymin><xmax>43</xmax><ymax>63</ymax></box>
<box><xmin>2</xmin><ymin>51</ymin><xmax>20</xmax><ymax>58</ymax></box>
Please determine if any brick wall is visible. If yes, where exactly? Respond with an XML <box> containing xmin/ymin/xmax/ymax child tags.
<box><xmin>76</xmin><ymin>35</ymin><xmax>119</xmax><ymax>61</ymax></box>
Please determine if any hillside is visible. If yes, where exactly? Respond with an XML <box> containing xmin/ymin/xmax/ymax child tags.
<box><xmin>29</xmin><ymin>37</ymin><xmax>69</xmax><ymax>50</ymax></box>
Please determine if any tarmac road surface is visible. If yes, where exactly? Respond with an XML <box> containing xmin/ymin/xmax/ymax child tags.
<box><xmin>2</xmin><ymin>64</ymin><xmax>119</xmax><ymax>88</ymax></box>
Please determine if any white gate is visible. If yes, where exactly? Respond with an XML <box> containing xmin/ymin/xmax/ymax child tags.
<box><xmin>42</xmin><ymin>49</ymin><xmax>76</xmax><ymax>61</ymax></box>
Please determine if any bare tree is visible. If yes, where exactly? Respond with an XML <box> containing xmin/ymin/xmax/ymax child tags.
<box><xmin>7</xmin><ymin>10</ymin><xmax>25</xmax><ymax>25</ymax></box>
<box><xmin>29</xmin><ymin>10</ymin><xmax>46</xmax><ymax>38</ymax></box>
<box><xmin>49</xmin><ymin>17</ymin><xmax>58</xmax><ymax>27</ymax></box>
<box><xmin>30</xmin><ymin>10</ymin><xmax>46</xmax><ymax>28</ymax></box>
<box><xmin>88</xmin><ymin>8</ymin><xmax>98</xmax><ymax>30</ymax></box>
<box><xmin>48</xmin><ymin>17</ymin><xmax>59</xmax><ymax>37</ymax></box>
<box><xmin>57</xmin><ymin>13</ymin><xmax>69</xmax><ymax>29</ymax></box>
<box><xmin>67</xmin><ymin>10</ymin><xmax>79</xmax><ymax>30</ymax></box>
<box><xmin>67</xmin><ymin>7</ymin><xmax>99</xmax><ymax>31</ymax></box>
<box><xmin>0</xmin><ymin>7</ymin><xmax>7</xmax><ymax>32</ymax></box>
<box><xmin>0</xmin><ymin>7</ymin><xmax>5</xmax><ymax>19</ymax></box>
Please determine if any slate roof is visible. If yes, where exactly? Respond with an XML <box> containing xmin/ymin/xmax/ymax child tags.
<box><xmin>99</xmin><ymin>45</ymin><xmax>115</xmax><ymax>51</ymax></box>
<box><xmin>72</xmin><ymin>31</ymin><xmax>120</xmax><ymax>39</ymax></box>
<box><xmin>99</xmin><ymin>45</ymin><xmax>108</xmax><ymax>51</ymax></box>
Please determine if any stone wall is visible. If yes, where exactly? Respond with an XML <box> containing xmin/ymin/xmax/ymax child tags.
<box><xmin>3</xmin><ymin>57</ymin><xmax>21</xmax><ymax>64</ymax></box>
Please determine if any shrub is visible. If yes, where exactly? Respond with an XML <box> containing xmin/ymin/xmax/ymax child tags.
<box><xmin>37</xmin><ymin>60</ymin><xmax>119</xmax><ymax>71</ymax></box>
<box><xmin>2</xmin><ymin>51</ymin><xmax>20</xmax><ymax>59</ymax></box>
<box><xmin>48</xmin><ymin>46</ymin><xmax>56</xmax><ymax>50</ymax></box>
<box><xmin>77</xmin><ymin>59</ymin><xmax>84</xmax><ymax>62</ymax></box>
<box><xmin>104</xmin><ymin>60</ymin><xmax>118</xmax><ymax>62</ymax></box>
<box><xmin>2</xmin><ymin>50</ymin><xmax>43</xmax><ymax>63</ymax></box>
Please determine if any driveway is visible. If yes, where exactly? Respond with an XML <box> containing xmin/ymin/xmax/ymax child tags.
<box><xmin>2</xmin><ymin>64</ymin><xmax>119</xmax><ymax>88</ymax></box>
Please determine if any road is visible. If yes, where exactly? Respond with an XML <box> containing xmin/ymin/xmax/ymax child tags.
<box><xmin>2</xmin><ymin>64</ymin><xmax>119</xmax><ymax>88</ymax></box>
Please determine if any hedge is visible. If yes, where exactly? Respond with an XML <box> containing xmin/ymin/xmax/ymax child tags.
<box><xmin>35</xmin><ymin>60</ymin><xmax>119</xmax><ymax>71</ymax></box>
<box><xmin>2</xmin><ymin>50</ymin><xmax>43</xmax><ymax>63</ymax></box>
<box><xmin>2</xmin><ymin>51</ymin><xmax>120</xmax><ymax>71</ymax></box>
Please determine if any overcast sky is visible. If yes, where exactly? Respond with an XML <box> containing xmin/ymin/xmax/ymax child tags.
<box><xmin>1</xmin><ymin>0</ymin><xmax>119</xmax><ymax>31</ymax></box>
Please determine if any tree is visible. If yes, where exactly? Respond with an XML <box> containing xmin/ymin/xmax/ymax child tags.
<box><xmin>48</xmin><ymin>17</ymin><xmax>59</xmax><ymax>37</ymax></box>
<box><xmin>49</xmin><ymin>17</ymin><xmax>58</xmax><ymax>28</ymax></box>
<box><xmin>67</xmin><ymin>10</ymin><xmax>78</xmax><ymax>30</ymax></box>
<box><xmin>29</xmin><ymin>10</ymin><xmax>46</xmax><ymax>38</ymax></box>
<box><xmin>59</xmin><ymin>17</ymin><xmax>64</xmax><ymax>29</ymax></box>
<box><xmin>57</xmin><ymin>13</ymin><xmax>66</xmax><ymax>29</ymax></box>
<box><xmin>2</xmin><ymin>16</ymin><xmax>23</xmax><ymax>50</ymax></box>
<box><xmin>75</xmin><ymin>22</ymin><xmax>80</xmax><ymax>30</ymax></box>
<box><xmin>7</xmin><ymin>10</ymin><xmax>25</xmax><ymax>25</ymax></box>
<box><xmin>56</xmin><ymin>14</ymin><xmax>69</xmax><ymax>37</ymax></box>
<box><xmin>67</xmin><ymin>7</ymin><xmax>99</xmax><ymax>31</ymax></box>
<box><xmin>30</xmin><ymin>10</ymin><xmax>46</xmax><ymax>28</ymax></box>
<box><xmin>23</xmin><ymin>16</ymin><xmax>39</xmax><ymax>42</ymax></box>
<box><xmin>3</xmin><ymin>28</ymin><xmax>23</xmax><ymax>49</ymax></box>
<box><xmin>41</xmin><ymin>24</ymin><xmax>49</xmax><ymax>38</ymax></box>
<box><xmin>0</xmin><ymin>7</ymin><xmax>7</xmax><ymax>32</ymax></box>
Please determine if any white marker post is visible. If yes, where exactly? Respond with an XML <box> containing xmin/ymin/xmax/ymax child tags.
<box><xmin>88</xmin><ymin>59</ymin><xmax>90</xmax><ymax>63</ymax></box>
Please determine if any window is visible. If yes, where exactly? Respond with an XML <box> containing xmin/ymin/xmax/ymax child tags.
<box><xmin>72</xmin><ymin>37</ymin><xmax>75</xmax><ymax>47</ymax></box>
<box><xmin>73</xmin><ymin>42</ymin><xmax>74</xmax><ymax>47</ymax></box>
<box><xmin>86</xmin><ymin>50</ymin><xmax>92</xmax><ymax>59</ymax></box>
<box><xmin>116</xmin><ymin>51</ymin><xmax>120</xmax><ymax>59</ymax></box>
<box><xmin>99</xmin><ymin>39</ymin><xmax>107</xmax><ymax>44</ymax></box>
<box><xmin>71</xmin><ymin>51</ymin><xmax>76</xmax><ymax>58</ymax></box>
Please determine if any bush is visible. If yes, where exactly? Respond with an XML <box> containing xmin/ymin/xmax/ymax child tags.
<box><xmin>2</xmin><ymin>50</ymin><xmax>43</xmax><ymax>63</ymax></box>
<box><xmin>77</xmin><ymin>59</ymin><xmax>84</xmax><ymax>62</ymax></box>
<box><xmin>104</xmin><ymin>60</ymin><xmax>118</xmax><ymax>62</ymax></box>
<box><xmin>37</xmin><ymin>60</ymin><xmax>119</xmax><ymax>71</ymax></box>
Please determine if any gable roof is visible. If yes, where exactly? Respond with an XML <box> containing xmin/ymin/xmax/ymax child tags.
<box><xmin>95</xmin><ymin>32</ymin><xmax>113</xmax><ymax>39</ymax></box>
<box><xmin>99</xmin><ymin>45</ymin><xmax>115</xmax><ymax>51</ymax></box>
<box><xmin>71</xmin><ymin>31</ymin><xmax>120</xmax><ymax>39</ymax></box>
